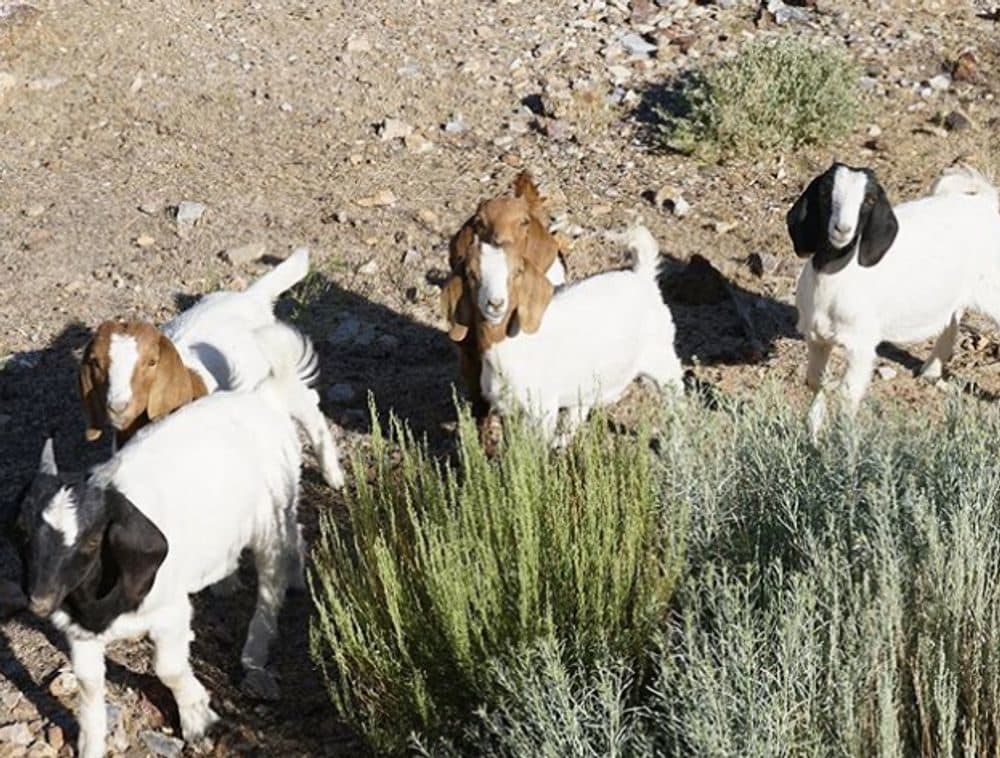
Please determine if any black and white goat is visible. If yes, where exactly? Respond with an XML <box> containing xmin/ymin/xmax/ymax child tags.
<box><xmin>788</xmin><ymin>162</ymin><xmax>1000</xmax><ymax>435</ymax></box>
<box><xmin>14</xmin><ymin>323</ymin><xmax>317</xmax><ymax>758</ymax></box>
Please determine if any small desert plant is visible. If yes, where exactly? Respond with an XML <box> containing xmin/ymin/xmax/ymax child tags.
<box><xmin>309</xmin><ymin>405</ymin><xmax>686</xmax><ymax>754</ymax></box>
<box><xmin>659</xmin><ymin>39</ymin><xmax>862</xmax><ymax>159</ymax></box>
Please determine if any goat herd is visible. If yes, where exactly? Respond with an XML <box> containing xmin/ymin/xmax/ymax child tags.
<box><xmin>4</xmin><ymin>161</ymin><xmax>1000</xmax><ymax>757</ymax></box>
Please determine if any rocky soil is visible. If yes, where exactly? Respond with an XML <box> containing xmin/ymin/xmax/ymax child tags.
<box><xmin>1</xmin><ymin>0</ymin><xmax>999</xmax><ymax>755</ymax></box>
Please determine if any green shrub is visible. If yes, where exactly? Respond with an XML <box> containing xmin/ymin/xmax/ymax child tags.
<box><xmin>660</xmin><ymin>39</ymin><xmax>863</xmax><ymax>159</ymax></box>
<box><xmin>308</xmin><ymin>406</ymin><xmax>686</xmax><ymax>754</ymax></box>
<box><xmin>448</xmin><ymin>391</ymin><xmax>1000</xmax><ymax>757</ymax></box>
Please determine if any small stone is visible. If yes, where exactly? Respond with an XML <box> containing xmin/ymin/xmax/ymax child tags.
<box><xmin>0</xmin><ymin>71</ymin><xmax>17</xmax><ymax>103</ymax></box>
<box><xmin>26</xmin><ymin>76</ymin><xmax>66</xmax><ymax>92</ymax></box>
<box><xmin>134</xmin><ymin>234</ymin><xmax>155</xmax><ymax>248</ymax></box>
<box><xmin>952</xmin><ymin>50</ymin><xmax>977</xmax><ymax>82</ymax></box>
<box><xmin>23</xmin><ymin>203</ymin><xmax>45</xmax><ymax>218</ymax></box>
<box><xmin>221</xmin><ymin>242</ymin><xmax>267</xmax><ymax>265</ymax></box>
<box><xmin>279</xmin><ymin>101</ymin><xmax>293</xmax><ymax>112</ymax></box>
<box><xmin>867</xmin><ymin>124</ymin><xmax>882</xmax><ymax>138</ymax></box>
<box><xmin>48</xmin><ymin>670</ymin><xmax>78</xmax><ymax>698</ymax></box>
<box><xmin>944</xmin><ymin>110</ymin><xmax>971</xmax><ymax>132</ymax></box>
<box><xmin>379</xmin><ymin>117</ymin><xmax>414</xmax><ymax>142</ymax></box>
<box><xmin>402</xmin><ymin>248</ymin><xmax>421</xmax><ymax>266</ymax></box>
<box><xmin>621</xmin><ymin>32</ymin><xmax>657</xmax><ymax>56</ymax></box>
<box><xmin>443</xmin><ymin>117</ymin><xmax>467</xmax><ymax>134</ymax></box>
<box><xmin>326</xmin><ymin>383</ymin><xmax>357</xmax><ymax>405</ymax></box>
<box><xmin>356</xmin><ymin>189</ymin><xmax>397</xmax><ymax>208</ymax></box>
<box><xmin>877</xmin><ymin>366</ymin><xmax>897</xmax><ymax>381</ymax></box>
<box><xmin>44</xmin><ymin>725</ymin><xmax>63</xmax><ymax>752</ymax></box>
<box><xmin>330</xmin><ymin>317</ymin><xmax>362</xmax><ymax>346</ymax></box>
<box><xmin>358</xmin><ymin>259</ymin><xmax>379</xmax><ymax>276</ymax></box>
<box><xmin>653</xmin><ymin>186</ymin><xmax>690</xmax><ymax>217</ymax></box>
<box><xmin>711</xmin><ymin>219</ymin><xmax>737</xmax><ymax>235</ymax></box>
<box><xmin>543</xmin><ymin>119</ymin><xmax>572</xmax><ymax>141</ymax></box>
<box><xmin>138</xmin><ymin>199</ymin><xmax>161</xmax><ymax>215</ymax></box>
<box><xmin>174</xmin><ymin>200</ymin><xmax>206</xmax><ymax>227</ymax></box>
<box><xmin>139</xmin><ymin>731</ymin><xmax>185</xmax><ymax>758</ymax></box>
<box><xmin>416</xmin><ymin>208</ymin><xmax>439</xmax><ymax>227</ymax></box>
<box><xmin>859</xmin><ymin>76</ymin><xmax>878</xmax><ymax>92</ymax></box>
<box><xmin>404</xmin><ymin>132</ymin><xmax>433</xmax><ymax>153</ymax></box>
<box><xmin>64</xmin><ymin>279</ymin><xmax>84</xmax><ymax>294</ymax></box>
<box><xmin>345</xmin><ymin>34</ymin><xmax>371</xmax><ymax>53</ymax></box>
<box><xmin>0</xmin><ymin>723</ymin><xmax>33</xmax><ymax>746</ymax></box>
<box><xmin>928</xmin><ymin>73</ymin><xmax>951</xmax><ymax>91</ymax></box>
<box><xmin>26</xmin><ymin>740</ymin><xmax>57</xmax><ymax>758</ymax></box>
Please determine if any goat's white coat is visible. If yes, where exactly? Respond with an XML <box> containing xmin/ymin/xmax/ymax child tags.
<box><xmin>54</xmin><ymin>331</ymin><xmax>308</xmax><ymax>758</ymax></box>
<box><xmin>797</xmin><ymin>165</ymin><xmax>1000</xmax><ymax>435</ymax></box>
<box><xmin>481</xmin><ymin>227</ymin><xmax>683</xmax><ymax>444</ymax></box>
<box><xmin>478</xmin><ymin>243</ymin><xmax>511</xmax><ymax>324</ymax></box>
<box><xmin>42</xmin><ymin>488</ymin><xmax>79</xmax><ymax>548</ymax></box>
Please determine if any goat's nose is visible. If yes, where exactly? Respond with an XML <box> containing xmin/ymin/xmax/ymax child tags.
<box><xmin>108</xmin><ymin>399</ymin><xmax>128</xmax><ymax>414</ymax></box>
<box><xmin>28</xmin><ymin>594</ymin><xmax>57</xmax><ymax>617</ymax></box>
<box><xmin>834</xmin><ymin>221</ymin><xmax>851</xmax><ymax>234</ymax></box>
<box><xmin>488</xmin><ymin>297</ymin><xmax>506</xmax><ymax>309</ymax></box>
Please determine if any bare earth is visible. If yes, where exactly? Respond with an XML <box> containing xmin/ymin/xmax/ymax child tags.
<box><xmin>1</xmin><ymin>0</ymin><xmax>999</xmax><ymax>755</ymax></box>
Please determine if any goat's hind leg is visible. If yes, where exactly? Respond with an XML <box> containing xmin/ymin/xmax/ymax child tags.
<box><xmin>919</xmin><ymin>312</ymin><xmax>962</xmax><ymax>381</ymax></box>
<box><xmin>149</xmin><ymin>600</ymin><xmax>218</xmax><ymax>741</ymax></box>
<box><xmin>240</xmin><ymin>530</ymin><xmax>292</xmax><ymax>700</ymax></box>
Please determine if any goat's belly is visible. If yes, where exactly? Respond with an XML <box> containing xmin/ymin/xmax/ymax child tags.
<box><xmin>880</xmin><ymin>308</ymin><xmax>962</xmax><ymax>346</ymax></box>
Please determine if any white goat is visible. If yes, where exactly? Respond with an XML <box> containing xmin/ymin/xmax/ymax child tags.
<box><xmin>789</xmin><ymin>162</ymin><xmax>1000</xmax><ymax>435</ymax></box>
<box><xmin>19</xmin><ymin>323</ymin><xmax>316</xmax><ymax>758</ymax></box>
<box><xmin>478</xmin><ymin>226</ymin><xmax>683</xmax><ymax>444</ymax></box>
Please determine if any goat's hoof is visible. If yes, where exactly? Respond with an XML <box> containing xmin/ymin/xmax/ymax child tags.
<box><xmin>242</xmin><ymin>667</ymin><xmax>281</xmax><ymax>702</ymax></box>
<box><xmin>918</xmin><ymin>363</ymin><xmax>943</xmax><ymax>382</ymax></box>
<box><xmin>322</xmin><ymin>457</ymin><xmax>346</xmax><ymax>490</ymax></box>
<box><xmin>179</xmin><ymin>699</ymin><xmax>219</xmax><ymax>741</ymax></box>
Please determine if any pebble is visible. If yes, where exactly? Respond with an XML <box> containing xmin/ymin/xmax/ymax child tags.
<box><xmin>653</xmin><ymin>186</ymin><xmax>690</xmax><ymax>217</ymax></box>
<box><xmin>139</xmin><ymin>730</ymin><xmax>184</xmax><ymax>758</ymax></box>
<box><xmin>221</xmin><ymin>242</ymin><xmax>267</xmax><ymax>265</ymax></box>
<box><xmin>26</xmin><ymin>76</ymin><xmax>66</xmax><ymax>92</ymax></box>
<box><xmin>443</xmin><ymin>115</ymin><xmax>467</xmax><ymax>134</ymax></box>
<box><xmin>326</xmin><ymin>383</ymin><xmax>357</xmax><ymax>405</ymax></box>
<box><xmin>134</xmin><ymin>234</ymin><xmax>155</xmax><ymax>248</ymax></box>
<box><xmin>345</xmin><ymin>34</ymin><xmax>371</xmax><ymax>53</ymax></box>
<box><xmin>48</xmin><ymin>669</ymin><xmax>78</xmax><ymax>698</ymax></box>
<box><xmin>329</xmin><ymin>317</ymin><xmax>375</xmax><ymax>348</ymax></box>
<box><xmin>379</xmin><ymin>117</ymin><xmax>414</xmax><ymax>142</ymax></box>
<box><xmin>26</xmin><ymin>741</ymin><xmax>57</xmax><ymax>758</ymax></box>
<box><xmin>927</xmin><ymin>73</ymin><xmax>951</xmax><ymax>91</ymax></box>
<box><xmin>404</xmin><ymin>132</ymin><xmax>434</xmax><ymax>154</ymax></box>
<box><xmin>877</xmin><ymin>366</ymin><xmax>897</xmax><ymax>381</ymax></box>
<box><xmin>416</xmin><ymin>208</ymin><xmax>439</xmax><ymax>227</ymax></box>
<box><xmin>952</xmin><ymin>50</ymin><xmax>977</xmax><ymax>82</ymax></box>
<box><xmin>356</xmin><ymin>189</ymin><xmax>397</xmax><ymax>208</ymax></box>
<box><xmin>402</xmin><ymin>248</ymin><xmax>421</xmax><ymax>266</ymax></box>
<box><xmin>943</xmin><ymin>110</ymin><xmax>971</xmax><ymax>132</ymax></box>
<box><xmin>174</xmin><ymin>200</ymin><xmax>205</xmax><ymax>227</ymax></box>
<box><xmin>0</xmin><ymin>723</ymin><xmax>33</xmax><ymax>747</ymax></box>
<box><xmin>23</xmin><ymin>203</ymin><xmax>45</xmax><ymax>218</ymax></box>
<box><xmin>358</xmin><ymin>259</ymin><xmax>379</xmax><ymax>276</ymax></box>
<box><xmin>767</xmin><ymin>0</ymin><xmax>812</xmax><ymax>24</ymax></box>
<box><xmin>138</xmin><ymin>199</ymin><xmax>162</xmax><ymax>215</ymax></box>
<box><xmin>279</xmin><ymin>101</ymin><xmax>293</xmax><ymax>112</ymax></box>
<box><xmin>620</xmin><ymin>32</ymin><xmax>657</xmax><ymax>56</ymax></box>
<box><xmin>0</xmin><ymin>71</ymin><xmax>16</xmax><ymax>103</ymax></box>
<box><xmin>44</xmin><ymin>726</ymin><xmax>63</xmax><ymax>752</ymax></box>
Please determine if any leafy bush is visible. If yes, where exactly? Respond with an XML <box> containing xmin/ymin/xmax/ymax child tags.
<box><xmin>660</xmin><ymin>39</ymin><xmax>862</xmax><ymax>159</ymax></box>
<box><xmin>309</xmin><ymin>406</ymin><xmax>686</xmax><ymax>754</ymax></box>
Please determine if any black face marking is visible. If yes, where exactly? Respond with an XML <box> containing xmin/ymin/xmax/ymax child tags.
<box><xmin>786</xmin><ymin>162</ymin><xmax>899</xmax><ymax>271</ymax></box>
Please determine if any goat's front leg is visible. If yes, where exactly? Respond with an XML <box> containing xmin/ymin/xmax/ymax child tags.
<box><xmin>149</xmin><ymin>600</ymin><xmax>218</xmax><ymax>741</ymax></box>
<box><xmin>805</xmin><ymin>339</ymin><xmax>833</xmax><ymax>391</ymax></box>
<box><xmin>71</xmin><ymin>638</ymin><xmax>107</xmax><ymax>758</ymax></box>
<box><xmin>841</xmin><ymin>340</ymin><xmax>877</xmax><ymax>417</ymax></box>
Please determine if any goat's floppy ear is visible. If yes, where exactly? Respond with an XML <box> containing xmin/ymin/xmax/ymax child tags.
<box><xmin>79</xmin><ymin>338</ymin><xmax>107</xmax><ymax>442</ymax></box>
<box><xmin>441</xmin><ymin>275</ymin><xmax>474</xmax><ymax>342</ymax></box>
<box><xmin>449</xmin><ymin>222</ymin><xmax>476</xmax><ymax>272</ymax></box>
<box><xmin>147</xmin><ymin>335</ymin><xmax>196</xmax><ymax>420</ymax></box>
<box><xmin>104</xmin><ymin>489</ymin><xmax>168</xmax><ymax>612</ymax></box>
<box><xmin>786</xmin><ymin>174</ymin><xmax>825</xmax><ymax>257</ymax></box>
<box><xmin>857</xmin><ymin>182</ymin><xmax>898</xmax><ymax>268</ymax></box>
<box><xmin>508</xmin><ymin>266</ymin><xmax>554</xmax><ymax>337</ymax></box>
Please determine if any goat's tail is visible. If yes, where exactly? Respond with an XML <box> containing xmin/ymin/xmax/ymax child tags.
<box><xmin>253</xmin><ymin>321</ymin><xmax>320</xmax><ymax>390</ymax></box>
<box><xmin>626</xmin><ymin>225</ymin><xmax>661</xmax><ymax>276</ymax></box>
<box><xmin>247</xmin><ymin>247</ymin><xmax>310</xmax><ymax>302</ymax></box>
<box><xmin>930</xmin><ymin>164</ymin><xmax>999</xmax><ymax>212</ymax></box>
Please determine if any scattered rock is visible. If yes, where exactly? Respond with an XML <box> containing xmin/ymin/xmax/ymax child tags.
<box><xmin>139</xmin><ymin>730</ymin><xmax>184</xmax><ymax>758</ymax></box>
<box><xmin>711</xmin><ymin>219</ymin><xmax>737</xmax><ymax>235</ymax></box>
<box><xmin>745</xmin><ymin>252</ymin><xmax>780</xmax><ymax>277</ymax></box>
<box><xmin>443</xmin><ymin>116</ymin><xmax>467</xmax><ymax>134</ymax></box>
<box><xmin>23</xmin><ymin>203</ymin><xmax>44</xmax><ymax>218</ymax></box>
<box><xmin>48</xmin><ymin>669</ymin><xmax>77</xmax><ymax>698</ymax></box>
<box><xmin>221</xmin><ymin>242</ymin><xmax>266</xmax><ymax>265</ymax></box>
<box><xmin>44</xmin><ymin>726</ymin><xmax>63</xmax><ymax>752</ymax></box>
<box><xmin>416</xmin><ymin>208</ymin><xmax>439</xmax><ymax>227</ymax></box>
<box><xmin>138</xmin><ymin>199</ymin><xmax>161</xmax><ymax>215</ymax></box>
<box><xmin>765</xmin><ymin>0</ymin><xmax>813</xmax><ymax>24</ymax></box>
<box><xmin>134</xmin><ymin>234</ymin><xmax>155</xmax><ymax>248</ymax></box>
<box><xmin>0</xmin><ymin>723</ymin><xmax>33</xmax><ymax>747</ymax></box>
<box><xmin>356</xmin><ymin>189</ymin><xmax>397</xmax><ymax>208</ymax></box>
<box><xmin>279</xmin><ymin>101</ymin><xmax>293</xmax><ymax>113</ymax></box>
<box><xmin>653</xmin><ymin>186</ymin><xmax>690</xmax><ymax>217</ymax></box>
<box><xmin>358</xmin><ymin>258</ymin><xmax>379</xmax><ymax>276</ymax></box>
<box><xmin>877</xmin><ymin>365</ymin><xmax>898</xmax><ymax>381</ymax></box>
<box><xmin>943</xmin><ymin>110</ymin><xmax>971</xmax><ymax>132</ymax></box>
<box><xmin>26</xmin><ymin>76</ymin><xmax>65</xmax><ymax>92</ymax></box>
<box><xmin>952</xmin><ymin>49</ymin><xmax>977</xmax><ymax>82</ymax></box>
<box><xmin>329</xmin><ymin>317</ymin><xmax>376</xmax><ymax>348</ymax></box>
<box><xmin>326</xmin><ymin>383</ymin><xmax>357</xmax><ymax>405</ymax></box>
<box><xmin>174</xmin><ymin>200</ymin><xmax>205</xmax><ymax>228</ymax></box>
<box><xmin>543</xmin><ymin>119</ymin><xmax>572</xmax><ymax>141</ymax></box>
<box><xmin>26</xmin><ymin>740</ymin><xmax>57</xmax><ymax>758</ymax></box>
<box><xmin>379</xmin><ymin>117</ymin><xmax>413</xmax><ymax>142</ymax></box>
<box><xmin>927</xmin><ymin>73</ymin><xmax>951</xmax><ymax>91</ymax></box>
<box><xmin>404</xmin><ymin>132</ymin><xmax>433</xmax><ymax>153</ymax></box>
<box><xmin>402</xmin><ymin>248</ymin><xmax>421</xmax><ymax>266</ymax></box>
<box><xmin>345</xmin><ymin>33</ymin><xmax>371</xmax><ymax>53</ymax></box>
<box><xmin>620</xmin><ymin>32</ymin><xmax>656</xmax><ymax>56</ymax></box>
<box><xmin>0</xmin><ymin>71</ymin><xmax>16</xmax><ymax>103</ymax></box>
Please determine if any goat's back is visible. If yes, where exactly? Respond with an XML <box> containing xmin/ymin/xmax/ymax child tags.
<box><xmin>95</xmin><ymin>388</ymin><xmax>301</xmax><ymax>599</ymax></box>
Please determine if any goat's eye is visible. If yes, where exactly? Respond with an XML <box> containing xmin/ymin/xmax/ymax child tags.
<box><xmin>148</xmin><ymin>358</ymin><xmax>157</xmax><ymax>368</ymax></box>
<box><xmin>521</xmin><ymin>218</ymin><xmax>530</xmax><ymax>228</ymax></box>
<box><xmin>863</xmin><ymin>196</ymin><xmax>875</xmax><ymax>207</ymax></box>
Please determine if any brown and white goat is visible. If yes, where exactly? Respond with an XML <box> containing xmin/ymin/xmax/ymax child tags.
<box><xmin>441</xmin><ymin>172</ymin><xmax>567</xmax><ymax>420</ymax></box>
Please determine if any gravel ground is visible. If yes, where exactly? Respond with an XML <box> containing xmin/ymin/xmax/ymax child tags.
<box><xmin>1</xmin><ymin>0</ymin><xmax>999</xmax><ymax>755</ymax></box>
